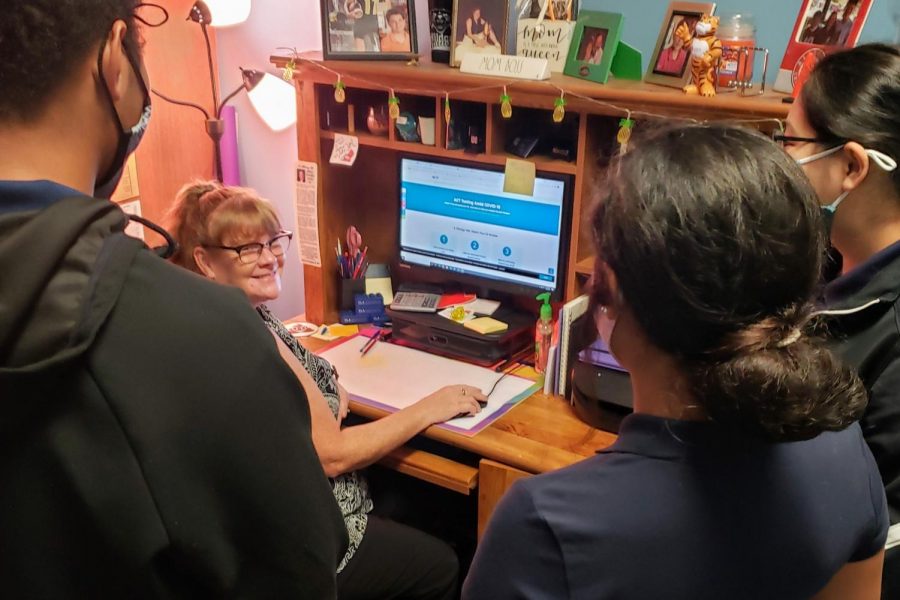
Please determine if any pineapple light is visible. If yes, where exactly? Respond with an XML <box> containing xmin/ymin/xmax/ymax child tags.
<box><xmin>617</xmin><ymin>114</ymin><xmax>634</xmax><ymax>152</ymax></box>
<box><xmin>552</xmin><ymin>92</ymin><xmax>566</xmax><ymax>123</ymax></box>
<box><xmin>334</xmin><ymin>77</ymin><xmax>346</xmax><ymax>103</ymax></box>
<box><xmin>388</xmin><ymin>90</ymin><xmax>400</xmax><ymax>120</ymax></box>
<box><xmin>500</xmin><ymin>86</ymin><xmax>512</xmax><ymax>119</ymax></box>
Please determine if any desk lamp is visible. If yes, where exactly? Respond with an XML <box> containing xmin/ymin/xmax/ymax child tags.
<box><xmin>151</xmin><ymin>0</ymin><xmax>296</xmax><ymax>181</ymax></box>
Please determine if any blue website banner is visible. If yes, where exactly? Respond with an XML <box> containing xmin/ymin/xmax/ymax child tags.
<box><xmin>402</xmin><ymin>182</ymin><xmax>561</xmax><ymax>236</ymax></box>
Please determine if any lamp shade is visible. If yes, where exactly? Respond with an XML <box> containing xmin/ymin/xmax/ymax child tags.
<box><xmin>242</xmin><ymin>69</ymin><xmax>297</xmax><ymax>132</ymax></box>
<box><xmin>201</xmin><ymin>0</ymin><xmax>251</xmax><ymax>27</ymax></box>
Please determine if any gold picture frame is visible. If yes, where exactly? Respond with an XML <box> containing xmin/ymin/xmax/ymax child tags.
<box><xmin>644</xmin><ymin>1</ymin><xmax>716</xmax><ymax>88</ymax></box>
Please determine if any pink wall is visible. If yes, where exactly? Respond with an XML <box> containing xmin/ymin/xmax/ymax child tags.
<box><xmin>215</xmin><ymin>0</ymin><xmax>430</xmax><ymax>320</ymax></box>
<box><xmin>215</xmin><ymin>2</ymin><xmax>323</xmax><ymax>320</ymax></box>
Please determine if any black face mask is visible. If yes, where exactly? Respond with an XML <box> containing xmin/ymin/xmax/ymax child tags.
<box><xmin>94</xmin><ymin>36</ymin><xmax>152</xmax><ymax>199</ymax></box>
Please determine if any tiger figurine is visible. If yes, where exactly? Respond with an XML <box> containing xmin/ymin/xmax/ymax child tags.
<box><xmin>676</xmin><ymin>14</ymin><xmax>722</xmax><ymax>97</ymax></box>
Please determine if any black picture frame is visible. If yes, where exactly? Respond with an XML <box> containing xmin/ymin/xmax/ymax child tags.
<box><xmin>321</xmin><ymin>0</ymin><xmax>418</xmax><ymax>60</ymax></box>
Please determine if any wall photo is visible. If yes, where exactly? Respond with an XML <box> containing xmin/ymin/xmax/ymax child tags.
<box><xmin>321</xmin><ymin>0</ymin><xmax>418</xmax><ymax>59</ymax></box>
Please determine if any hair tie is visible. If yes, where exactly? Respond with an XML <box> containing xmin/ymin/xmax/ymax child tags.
<box><xmin>776</xmin><ymin>328</ymin><xmax>802</xmax><ymax>348</ymax></box>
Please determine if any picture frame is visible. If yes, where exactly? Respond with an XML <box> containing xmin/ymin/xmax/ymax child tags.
<box><xmin>563</xmin><ymin>11</ymin><xmax>623</xmax><ymax>85</ymax></box>
<box><xmin>773</xmin><ymin>0</ymin><xmax>873</xmax><ymax>93</ymax></box>
<box><xmin>644</xmin><ymin>2</ymin><xmax>716</xmax><ymax>88</ymax></box>
<box><xmin>451</xmin><ymin>0</ymin><xmax>512</xmax><ymax>67</ymax></box>
<box><xmin>320</xmin><ymin>0</ymin><xmax>418</xmax><ymax>60</ymax></box>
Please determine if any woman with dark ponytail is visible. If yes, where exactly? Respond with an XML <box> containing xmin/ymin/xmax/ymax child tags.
<box><xmin>464</xmin><ymin>123</ymin><xmax>887</xmax><ymax>599</ymax></box>
<box><xmin>782</xmin><ymin>43</ymin><xmax>900</xmax><ymax>598</ymax></box>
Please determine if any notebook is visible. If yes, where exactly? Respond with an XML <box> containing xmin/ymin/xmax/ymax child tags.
<box><xmin>557</xmin><ymin>295</ymin><xmax>590</xmax><ymax>398</ymax></box>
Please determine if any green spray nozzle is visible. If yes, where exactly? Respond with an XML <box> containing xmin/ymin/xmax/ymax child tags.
<box><xmin>536</xmin><ymin>293</ymin><xmax>552</xmax><ymax>322</ymax></box>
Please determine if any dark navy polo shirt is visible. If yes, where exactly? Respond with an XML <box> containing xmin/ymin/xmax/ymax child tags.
<box><xmin>464</xmin><ymin>414</ymin><xmax>887</xmax><ymax>600</ymax></box>
<box><xmin>823</xmin><ymin>239</ymin><xmax>900</xmax><ymax>308</ymax></box>
<box><xmin>0</xmin><ymin>180</ymin><xmax>85</xmax><ymax>214</ymax></box>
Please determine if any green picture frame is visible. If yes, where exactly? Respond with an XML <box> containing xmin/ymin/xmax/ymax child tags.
<box><xmin>563</xmin><ymin>11</ymin><xmax>624</xmax><ymax>84</ymax></box>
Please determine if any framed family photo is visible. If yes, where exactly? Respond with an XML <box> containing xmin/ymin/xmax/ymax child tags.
<box><xmin>645</xmin><ymin>2</ymin><xmax>716</xmax><ymax>88</ymax></box>
<box><xmin>773</xmin><ymin>0</ymin><xmax>874</xmax><ymax>93</ymax></box>
<box><xmin>321</xmin><ymin>0</ymin><xmax>418</xmax><ymax>60</ymax></box>
<box><xmin>451</xmin><ymin>0</ymin><xmax>511</xmax><ymax>67</ymax></box>
<box><xmin>563</xmin><ymin>12</ymin><xmax>623</xmax><ymax>84</ymax></box>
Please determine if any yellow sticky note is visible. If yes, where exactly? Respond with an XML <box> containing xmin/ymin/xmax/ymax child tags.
<box><xmin>503</xmin><ymin>158</ymin><xmax>536</xmax><ymax>196</ymax></box>
<box><xmin>324</xmin><ymin>324</ymin><xmax>359</xmax><ymax>338</ymax></box>
<box><xmin>464</xmin><ymin>317</ymin><xmax>509</xmax><ymax>335</ymax></box>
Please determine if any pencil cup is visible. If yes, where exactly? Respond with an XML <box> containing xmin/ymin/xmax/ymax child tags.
<box><xmin>339</xmin><ymin>278</ymin><xmax>367</xmax><ymax>311</ymax></box>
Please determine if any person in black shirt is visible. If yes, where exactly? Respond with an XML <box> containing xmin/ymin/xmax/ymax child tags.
<box><xmin>464</xmin><ymin>123</ymin><xmax>887</xmax><ymax>599</ymax></box>
<box><xmin>0</xmin><ymin>1</ymin><xmax>346</xmax><ymax>595</ymax></box>
<box><xmin>782</xmin><ymin>43</ymin><xmax>900</xmax><ymax>599</ymax></box>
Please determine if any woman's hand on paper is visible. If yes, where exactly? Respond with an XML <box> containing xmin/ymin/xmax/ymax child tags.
<box><xmin>416</xmin><ymin>385</ymin><xmax>487</xmax><ymax>424</ymax></box>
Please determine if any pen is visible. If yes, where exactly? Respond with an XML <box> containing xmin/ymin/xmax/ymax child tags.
<box><xmin>352</xmin><ymin>246</ymin><xmax>368</xmax><ymax>279</ymax></box>
<box><xmin>360</xmin><ymin>329</ymin><xmax>381</xmax><ymax>356</ymax></box>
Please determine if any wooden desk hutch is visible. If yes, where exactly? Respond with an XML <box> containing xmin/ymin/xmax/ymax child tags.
<box><xmin>273</xmin><ymin>54</ymin><xmax>789</xmax><ymax>324</ymax></box>
<box><xmin>274</xmin><ymin>54</ymin><xmax>790</xmax><ymax>536</ymax></box>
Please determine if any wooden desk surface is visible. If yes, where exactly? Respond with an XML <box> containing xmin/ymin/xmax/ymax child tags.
<box><xmin>302</xmin><ymin>336</ymin><xmax>617</xmax><ymax>475</ymax></box>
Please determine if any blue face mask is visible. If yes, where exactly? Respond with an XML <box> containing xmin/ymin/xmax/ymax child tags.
<box><xmin>796</xmin><ymin>144</ymin><xmax>898</xmax><ymax>238</ymax></box>
<box><xmin>94</xmin><ymin>38</ymin><xmax>152</xmax><ymax>200</ymax></box>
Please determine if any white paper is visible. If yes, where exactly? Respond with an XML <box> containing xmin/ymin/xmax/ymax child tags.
<box><xmin>110</xmin><ymin>154</ymin><xmax>140</xmax><ymax>202</ymax></box>
<box><xmin>329</xmin><ymin>133</ymin><xmax>359</xmax><ymax>166</ymax></box>
<box><xmin>119</xmin><ymin>199</ymin><xmax>145</xmax><ymax>241</ymax></box>
<box><xmin>468</xmin><ymin>298</ymin><xmax>501</xmax><ymax>315</ymax></box>
<box><xmin>320</xmin><ymin>336</ymin><xmax>536</xmax><ymax>432</ymax></box>
<box><xmin>295</xmin><ymin>161</ymin><xmax>322</xmax><ymax>267</ymax></box>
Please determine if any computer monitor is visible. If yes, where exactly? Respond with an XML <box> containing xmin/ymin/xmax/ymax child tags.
<box><xmin>399</xmin><ymin>156</ymin><xmax>571</xmax><ymax>300</ymax></box>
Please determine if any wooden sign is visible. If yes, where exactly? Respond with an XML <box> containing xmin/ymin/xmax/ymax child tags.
<box><xmin>459</xmin><ymin>53</ymin><xmax>551</xmax><ymax>80</ymax></box>
<box><xmin>516</xmin><ymin>20</ymin><xmax>575</xmax><ymax>73</ymax></box>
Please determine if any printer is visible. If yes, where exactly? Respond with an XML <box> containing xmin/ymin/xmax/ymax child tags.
<box><xmin>571</xmin><ymin>340</ymin><xmax>633</xmax><ymax>433</ymax></box>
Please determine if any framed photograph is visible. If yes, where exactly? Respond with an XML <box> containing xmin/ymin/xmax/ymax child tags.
<box><xmin>321</xmin><ymin>0</ymin><xmax>418</xmax><ymax>60</ymax></box>
<box><xmin>645</xmin><ymin>2</ymin><xmax>716</xmax><ymax>88</ymax></box>
<box><xmin>451</xmin><ymin>0</ymin><xmax>511</xmax><ymax>67</ymax></box>
<box><xmin>773</xmin><ymin>0</ymin><xmax>874</xmax><ymax>93</ymax></box>
<box><xmin>563</xmin><ymin>12</ymin><xmax>623</xmax><ymax>84</ymax></box>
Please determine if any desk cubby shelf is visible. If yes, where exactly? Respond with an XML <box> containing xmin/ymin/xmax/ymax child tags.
<box><xmin>274</xmin><ymin>54</ymin><xmax>789</xmax><ymax>324</ymax></box>
<box><xmin>319</xmin><ymin>131</ymin><xmax>579</xmax><ymax>175</ymax></box>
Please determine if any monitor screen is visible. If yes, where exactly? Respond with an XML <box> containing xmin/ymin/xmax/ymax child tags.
<box><xmin>399</xmin><ymin>157</ymin><xmax>568</xmax><ymax>296</ymax></box>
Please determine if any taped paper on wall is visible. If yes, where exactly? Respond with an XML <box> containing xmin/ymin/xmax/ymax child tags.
<box><xmin>119</xmin><ymin>199</ymin><xmax>145</xmax><ymax>241</ymax></box>
<box><xmin>329</xmin><ymin>133</ymin><xmax>359</xmax><ymax>166</ymax></box>
<box><xmin>295</xmin><ymin>161</ymin><xmax>322</xmax><ymax>267</ymax></box>
<box><xmin>110</xmin><ymin>154</ymin><xmax>140</xmax><ymax>202</ymax></box>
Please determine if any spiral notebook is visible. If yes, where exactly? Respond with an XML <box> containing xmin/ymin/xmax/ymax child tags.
<box><xmin>557</xmin><ymin>295</ymin><xmax>590</xmax><ymax>398</ymax></box>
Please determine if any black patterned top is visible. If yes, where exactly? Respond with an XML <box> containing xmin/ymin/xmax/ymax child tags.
<box><xmin>257</xmin><ymin>305</ymin><xmax>372</xmax><ymax>573</ymax></box>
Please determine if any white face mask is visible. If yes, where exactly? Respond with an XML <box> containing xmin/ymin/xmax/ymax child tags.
<box><xmin>794</xmin><ymin>143</ymin><xmax>843</xmax><ymax>166</ymax></box>
<box><xmin>795</xmin><ymin>144</ymin><xmax>897</xmax><ymax>237</ymax></box>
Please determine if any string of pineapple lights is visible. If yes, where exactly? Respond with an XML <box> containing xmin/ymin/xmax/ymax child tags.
<box><xmin>277</xmin><ymin>49</ymin><xmax>785</xmax><ymax>152</ymax></box>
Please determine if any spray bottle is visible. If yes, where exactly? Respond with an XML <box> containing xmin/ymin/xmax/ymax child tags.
<box><xmin>534</xmin><ymin>293</ymin><xmax>554</xmax><ymax>374</ymax></box>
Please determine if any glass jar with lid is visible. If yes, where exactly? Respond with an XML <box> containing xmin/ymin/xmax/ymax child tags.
<box><xmin>718</xmin><ymin>14</ymin><xmax>756</xmax><ymax>88</ymax></box>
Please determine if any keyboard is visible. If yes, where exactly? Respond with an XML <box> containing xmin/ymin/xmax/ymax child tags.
<box><xmin>390</xmin><ymin>291</ymin><xmax>441</xmax><ymax>313</ymax></box>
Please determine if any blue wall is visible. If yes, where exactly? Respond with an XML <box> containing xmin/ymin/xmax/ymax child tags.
<box><xmin>581</xmin><ymin>0</ymin><xmax>900</xmax><ymax>82</ymax></box>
